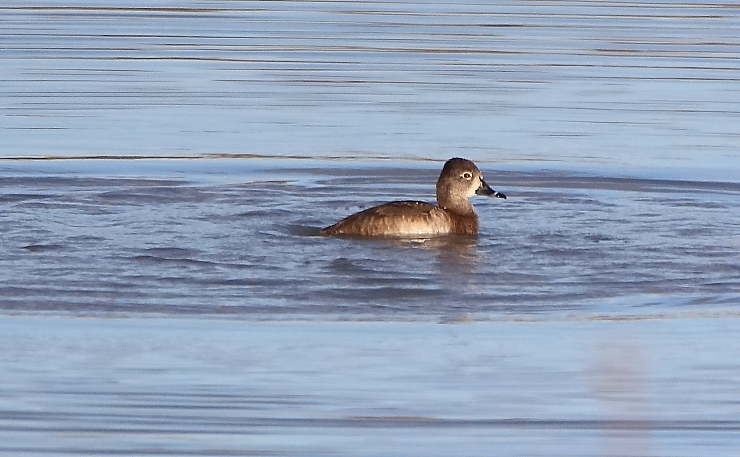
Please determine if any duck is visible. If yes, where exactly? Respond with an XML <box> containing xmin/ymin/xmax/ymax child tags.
<box><xmin>320</xmin><ymin>158</ymin><xmax>506</xmax><ymax>237</ymax></box>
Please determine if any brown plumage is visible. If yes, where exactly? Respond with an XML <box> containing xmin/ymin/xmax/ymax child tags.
<box><xmin>320</xmin><ymin>158</ymin><xmax>506</xmax><ymax>237</ymax></box>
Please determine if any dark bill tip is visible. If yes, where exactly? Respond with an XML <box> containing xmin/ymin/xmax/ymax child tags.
<box><xmin>476</xmin><ymin>179</ymin><xmax>506</xmax><ymax>199</ymax></box>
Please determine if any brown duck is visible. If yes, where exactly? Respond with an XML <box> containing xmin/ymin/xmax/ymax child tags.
<box><xmin>320</xmin><ymin>158</ymin><xmax>506</xmax><ymax>237</ymax></box>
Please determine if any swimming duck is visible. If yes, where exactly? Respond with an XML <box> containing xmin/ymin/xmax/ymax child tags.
<box><xmin>320</xmin><ymin>158</ymin><xmax>506</xmax><ymax>237</ymax></box>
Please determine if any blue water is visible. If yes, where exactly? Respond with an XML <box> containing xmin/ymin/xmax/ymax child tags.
<box><xmin>3</xmin><ymin>1</ymin><xmax>739</xmax><ymax>179</ymax></box>
<box><xmin>1</xmin><ymin>1</ymin><xmax>740</xmax><ymax>456</ymax></box>
<box><xmin>2</xmin><ymin>159</ymin><xmax>740</xmax><ymax>321</ymax></box>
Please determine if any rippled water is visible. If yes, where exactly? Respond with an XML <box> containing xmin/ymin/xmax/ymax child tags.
<box><xmin>4</xmin><ymin>1</ymin><xmax>740</xmax><ymax>178</ymax></box>
<box><xmin>3</xmin><ymin>159</ymin><xmax>740</xmax><ymax>320</ymax></box>
<box><xmin>2</xmin><ymin>316</ymin><xmax>740</xmax><ymax>457</ymax></box>
<box><xmin>2</xmin><ymin>1</ymin><xmax>740</xmax><ymax>456</ymax></box>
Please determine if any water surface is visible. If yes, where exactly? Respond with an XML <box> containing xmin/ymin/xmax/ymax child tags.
<box><xmin>2</xmin><ymin>159</ymin><xmax>739</xmax><ymax>320</ymax></box>
<box><xmin>3</xmin><ymin>1</ymin><xmax>739</xmax><ymax>179</ymax></box>
<box><xmin>1</xmin><ymin>1</ymin><xmax>740</xmax><ymax>456</ymax></box>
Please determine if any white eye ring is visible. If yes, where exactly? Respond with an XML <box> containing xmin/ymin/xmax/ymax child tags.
<box><xmin>462</xmin><ymin>172</ymin><xmax>473</xmax><ymax>180</ymax></box>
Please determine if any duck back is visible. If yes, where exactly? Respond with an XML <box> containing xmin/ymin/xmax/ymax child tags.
<box><xmin>320</xmin><ymin>201</ymin><xmax>477</xmax><ymax>237</ymax></box>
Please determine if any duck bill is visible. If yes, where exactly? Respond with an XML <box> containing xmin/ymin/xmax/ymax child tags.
<box><xmin>476</xmin><ymin>179</ymin><xmax>507</xmax><ymax>199</ymax></box>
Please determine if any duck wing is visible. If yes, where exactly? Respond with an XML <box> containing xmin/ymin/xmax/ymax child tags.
<box><xmin>320</xmin><ymin>201</ymin><xmax>452</xmax><ymax>237</ymax></box>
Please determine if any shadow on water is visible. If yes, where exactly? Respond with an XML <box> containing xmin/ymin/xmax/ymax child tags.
<box><xmin>288</xmin><ymin>224</ymin><xmax>324</xmax><ymax>237</ymax></box>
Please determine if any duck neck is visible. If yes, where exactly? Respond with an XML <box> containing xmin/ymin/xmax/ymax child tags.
<box><xmin>437</xmin><ymin>194</ymin><xmax>475</xmax><ymax>216</ymax></box>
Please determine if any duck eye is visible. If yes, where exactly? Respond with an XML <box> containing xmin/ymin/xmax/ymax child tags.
<box><xmin>462</xmin><ymin>172</ymin><xmax>473</xmax><ymax>180</ymax></box>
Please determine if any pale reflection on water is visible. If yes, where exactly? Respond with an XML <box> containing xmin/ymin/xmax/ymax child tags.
<box><xmin>592</xmin><ymin>337</ymin><xmax>652</xmax><ymax>456</ymax></box>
